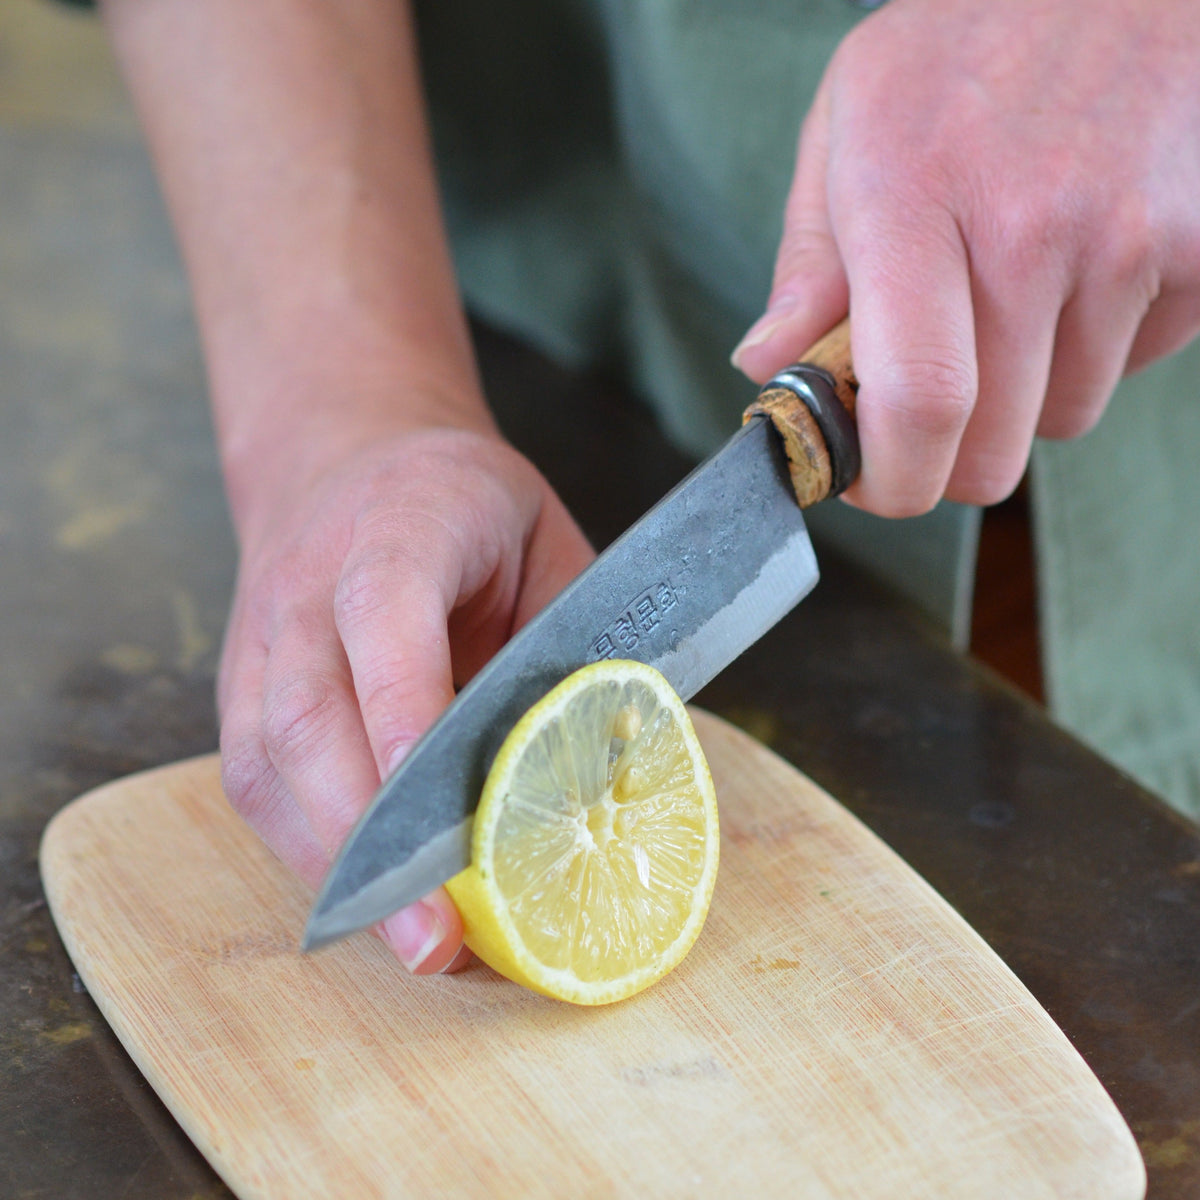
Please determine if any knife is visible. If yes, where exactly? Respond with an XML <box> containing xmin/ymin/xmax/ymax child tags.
<box><xmin>304</xmin><ymin>318</ymin><xmax>860</xmax><ymax>951</ymax></box>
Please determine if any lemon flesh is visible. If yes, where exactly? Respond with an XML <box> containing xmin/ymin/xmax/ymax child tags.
<box><xmin>446</xmin><ymin>660</ymin><xmax>719</xmax><ymax>1005</ymax></box>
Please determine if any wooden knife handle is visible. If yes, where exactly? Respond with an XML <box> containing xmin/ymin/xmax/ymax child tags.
<box><xmin>742</xmin><ymin>317</ymin><xmax>860</xmax><ymax>508</ymax></box>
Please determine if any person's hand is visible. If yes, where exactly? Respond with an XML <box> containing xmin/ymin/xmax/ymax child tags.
<box><xmin>98</xmin><ymin>0</ymin><xmax>599</xmax><ymax>975</ymax></box>
<box><xmin>216</xmin><ymin>419</ymin><xmax>594</xmax><ymax>973</ymax></box>
<box><xmin>96</xmin><ymin>0</ymin><xmax>597</xmax><ymax>976</ymax></box>
<box><xmin>733</xmin><ymin>0</ymin><xmax>1200</xmax><ymax>516</ymax></box>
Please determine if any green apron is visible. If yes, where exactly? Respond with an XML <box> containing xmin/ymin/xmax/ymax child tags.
<box><xmin>416</xmin><ymin>0</ymin><xmax>1200</xmax><ymax>818</ymax></box>
<box><xmin>58</xmin><ymin>0</ymin><xmax>1198</xmax><ymax>814</ymax></box>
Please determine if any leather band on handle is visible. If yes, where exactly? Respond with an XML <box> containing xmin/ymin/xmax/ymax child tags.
<box><xmin>742</xmin><ymin>317</ymin><xmax>860</xmax><ymax>508</ymax></box>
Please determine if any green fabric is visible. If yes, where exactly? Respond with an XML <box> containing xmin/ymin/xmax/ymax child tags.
<box><xmin>1032</xmin><ymin>347</ymin><xmax>1200</xmax><ymax>818</ymax></box>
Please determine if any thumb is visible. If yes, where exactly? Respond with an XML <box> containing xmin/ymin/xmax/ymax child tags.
<box><xmin>732</xmin><ymin>83</ymin><xmax>849</xmax><ymax>382</ymax></box>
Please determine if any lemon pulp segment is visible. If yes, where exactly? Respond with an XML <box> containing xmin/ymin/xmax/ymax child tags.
<box><xmin>446</xmin><ymin>660</ymin><xmax>719</xmax><ymax>1004</ymax></box>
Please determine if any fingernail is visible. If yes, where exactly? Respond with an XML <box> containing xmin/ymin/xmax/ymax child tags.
<box><xmin>382</xmin><ymin>901</ymin><xmax>447</xmax><ymax>972</ymax></box>
<box><xmin>731</xmin><ymin>294</ymin><xmax>798</xmax><ymax>368</ymax></box>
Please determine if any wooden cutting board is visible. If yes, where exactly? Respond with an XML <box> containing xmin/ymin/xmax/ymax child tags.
<box><xmin>40</xmin><ymin>710</ymin><xmax>1144</xmax><ymax>1200</ymax></box>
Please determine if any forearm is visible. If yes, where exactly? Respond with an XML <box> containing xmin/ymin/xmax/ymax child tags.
<box><xmin>99</xmin><ymin>0</ymin><xmax>492</xmax><ymax>537</ymax></box>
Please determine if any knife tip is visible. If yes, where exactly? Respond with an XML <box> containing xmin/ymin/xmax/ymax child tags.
<box><xmin>299</xmin><ymin>913</ymin><xmax>343</xmax><ymax>955</ymax></box>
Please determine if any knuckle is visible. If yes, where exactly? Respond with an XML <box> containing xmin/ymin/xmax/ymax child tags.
<box><xmin>261</xmin><ymin>670</ymin><xmax>340</xmax><ymax>763</ymax></box>
<box><xmin>991</xmin><ymin>185</ymin><xmax>1079</xmax><ymax>277</ymax></box>
<box><xmin>775</xmin><ymin>220</ymin><xmax>838</xmax><ymax>279</ymax></box>
<box><xmin>1001</xmin><ymin>217</ymin><xmax>1061</xmax><ymax>280</ymax></box>
<box><xmin>241</xmin><ymin>550</ymin><xmax>308</xmax><ymax>638</ymax></box>
<box><xmin>333</xmin><ymin>548</ymin><xmax>397</xmax><ymax>633</ymax></box>
<box><xmin>959</xmin><ymin>163</ymin><xmax>1081</xmax><ymax>286</ymax></box>
<box><xmin>332</xmin><ymin>535</ymin><xmax>451</xmax><ymax>651</ymax></box>
<box><xmin>876</xmin><ymin>351</ymin><xmax>977</xmax><ymax>438</ymax></box>
<box><xmin>357</xmin><ymin>673</ymin><xmax>433</xmax><ymax>748</ymax></box>
<box><xmin>990</xmin><ymin>182</ymin><xmax>1158</xmax><ymax>301</ymax></box>
<box><xmin>1101</xmin><ymin>196</ymin><xmax>1159</xmax><ymax>298</ymax></box>
<box><xmin>220</xmin><ymin>733</ymin><xmax>277</xmax><ymax>825</ymax></box>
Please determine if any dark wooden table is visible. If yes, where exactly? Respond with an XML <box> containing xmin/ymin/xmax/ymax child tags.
<box><xmin>3</xmin><ymin>12</ymin><xmax>1199</xmax><ymax>1198</ymax></box>
<box><xmin>5</xmin><ymin>309</ymin><xmax>1200</xmax><ymax>1196</ymax></box>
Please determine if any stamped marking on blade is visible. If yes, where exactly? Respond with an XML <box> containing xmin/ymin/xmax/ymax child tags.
<box><xmin>590</xmin><ymin>580</ymin><xmax>679</xmax><ymax>660</ymax></box>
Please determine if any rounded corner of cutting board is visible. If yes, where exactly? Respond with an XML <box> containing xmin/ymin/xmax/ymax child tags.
<box><xmin>39</xmin><ymin>732</ymin><xmax>1148</xmax><ymax>1198</ymax></box>
<box><xmin>40</xmin><ymin>754</ymin><xmax>223</xmax><ymax>907</ymax></box>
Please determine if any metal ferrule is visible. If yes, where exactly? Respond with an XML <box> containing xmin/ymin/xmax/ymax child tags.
<box><xmin>764</xmin><ymin>364</ymin><xmax>861</xmax><ymax>498</ymax></box>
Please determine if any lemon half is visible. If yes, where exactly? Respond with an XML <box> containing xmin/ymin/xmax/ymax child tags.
<box><xmin>446</xmin><ymin>660</ymin><xmax>719</xmax><ymax>1005</ymax></box>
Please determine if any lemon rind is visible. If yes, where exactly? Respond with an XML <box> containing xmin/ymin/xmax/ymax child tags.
<box><xmin>449</xmin><ymin>660</ymin><xmax>719</xmax><ymax>1006</ymax></box>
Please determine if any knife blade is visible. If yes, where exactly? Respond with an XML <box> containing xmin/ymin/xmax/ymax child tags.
<box><xmin>304</xmin><ymin>319</ymin><xmax>859</xmax><ymax>951</ymax></box>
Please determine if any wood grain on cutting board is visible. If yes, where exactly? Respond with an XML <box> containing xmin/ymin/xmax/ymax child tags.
<box><xmin>40</xmin><ymin>710</ymin><xmax>1144</xmax><ymax>1200</ymax></box>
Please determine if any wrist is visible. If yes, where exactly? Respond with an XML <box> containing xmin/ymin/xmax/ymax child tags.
<box><xmin>212</xmin><ymin>316</ymin><xmax>498</xmax><ymax>547</ymax></box>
